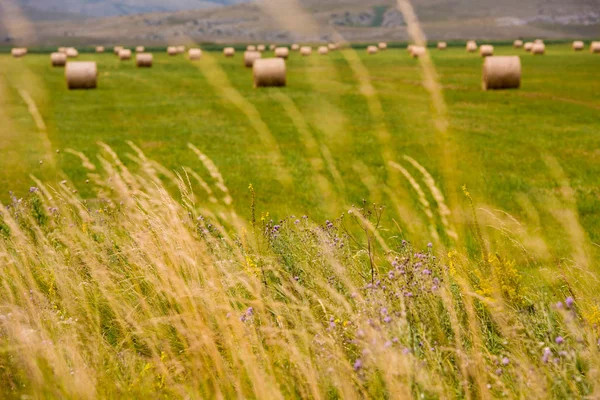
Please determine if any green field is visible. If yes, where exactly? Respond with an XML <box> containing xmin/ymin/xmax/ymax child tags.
<box><xmin>1</xmin><ymin>45</ymin><xmax>599</xmax><ymax>254</ymax></box>
<box><xmin>2</xmin><ymin>44</ymin><xmax>600</xmax><ymax>399</ymax></box>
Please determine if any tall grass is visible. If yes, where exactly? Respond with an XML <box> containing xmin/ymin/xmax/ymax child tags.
<box><xmin>1</xmin><ymin>147</ymin><xmax>598</xmax><ymax>399</ymax></box>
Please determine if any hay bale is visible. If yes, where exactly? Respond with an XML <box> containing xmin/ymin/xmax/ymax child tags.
<box><xmin>407</xmin><ymin>44</ymin><xmax>415</xmax><ymax>53</ymax></box>
<box><xmin>328</xmin><ymin>43</ymin><xmax>337</xmax><ymax>50</ymax></box>
<box><xmin>114</xmin><ymin>46</ymin><xmax>123</xmax><ymax>55</ymax></box>
<box><xmin>318</xmin><ymin>46</ymin><xmax>329</xmax><ymax>55</ymax></box>
<box><xmin>136</xmin><ymin>53</ymin><xmax>153</xmax><ymax>67</ymax></box>
<box><xmin>135</xmin><ymin>46</ymin><xmax>145</xmax><ymax>52</ymax></box>
<box><xmin>11</xmin><ymin>48</ymin><xmax>26</xmax><ymax>58</ymax></box>
<box><xmin>66</xmin><ymin>48</ymin><xmax>79</xmax><ymax>58</ymax></box>
<box><xmin>96</xmin><ymin>46</ymin><xmax>105</xmax><ymax>53</ymax></box>
<box><xmin>466</xmin><ymin>40</ymin><xmax>477</xmax><ymax>52</ymax></box>
<box><xmin>177</xmin><ymin>46</ymin><xmax>185</xmax><ymax>54</ymax></box>
<box><xmin>591</xmin><ymin>42</ymin><xmax>600</xmax><ymax>53</ymax></box>
<box><xmin>378</xmin><ymin>42</ymin><xmax>387</xmax><ymax>50</ymax></box>
<box><xmin>300</xmin><ymin>46</ymin><xmax>312</xmax><ymax>56</ymax></box>
<box><xmin>437</xmin><ymin>42</ymin><xmax>447</xmax><ymax>50</ymax></box>
<box><xmin>482</xmin><ymin>56</ymin><xmax>521</xmax><ymax>91</ymax></box>
<box><xmin>534</xmin><ymin>39</ymin><xmax>544</xmax><ymax>44</ymax></box>
<box><xmin>247</xmin><ymin>45</ymin><xmax>257</xmax><ymax>51</ymax></box>
<box><xmin>51</xmin><ymin>52</ymin><xmax>67</xmax><ymax>67</ymax></box>
<box><xmin>253</xmin><ymin>58</ymin><xmax>286</xmax><ymax>87</ymax></box>
<box><xmin>167</xmin><ymin>46</ymin><xmax>178</xmax><ymax>56</ymax></box>
<box><xmin>257</xmin><ymin>44</ymin><xmax>266</xmax><ymax>52</ymax></box>
<box><xmin>291</xmin><ymin>44</ymin><xmax>300</xmax><ymax>51</ymax></box>
<box><xmin>189</xmin><ymin>48</ymin><xmax>202</xmax><ymax>60</ymax></box>
<box><xmin>269</xmin><ymin>44</ymin><xmax>276</xmax><ymax>51</ymax></box>
<box><xmin>513</xmin><ymin>40</ymin><xmax>523</xmax><ymax>48</ymax></box>
<box><xmin>58</xmin><ymin>47</ymin><xmax>67</xmax><ymax>53</ymax></box>
<box><xmin>572</xmin><ymin>41</ymin><xmax>584</xmax><ymax>51</ymax></box>
<box><xmin>275</xmin><ymin>47</ymin><xmax>289</xmax><ymax>59</ymax></box>
<box><xmin>65</xmin><ymin>61</ymin><xmax>97</xmax><ymax>89</ymax></box>
<box><xmin>119</xmin><ymin>49</ymin><xmax>132</xmax><ymax>60</ymax></box>
<box><xmin>410</xmin><ymin>46</ymin><xmax>426</xmax><ymax>58</ymax></box>
<box><xmin>524</xmin><ymin>42</ymin><xmax>534</xmax><ymax>52</ymax></box>
<box><xmin>244</xmin><ymin>51</ymin><xmax>262</xmax><ymax>68</ymax></box>
<box><xmin>367</xmin><ymin>45</ymin><xmax>378</xmax><ymax>54</ymax></box>
<box><xmin>224</xmin><ymin>47</ymin><xmax>235</xmax><ymax>57</ymax></box>
<box><xmin>480</xmin><ymin>45</ymin><xmax>494</xmax><ymax>57</ymax></box>
<box><xmin>532</xmin><ymin>43</ymin><xmax>545</xmax><ymax>55</ymax></box>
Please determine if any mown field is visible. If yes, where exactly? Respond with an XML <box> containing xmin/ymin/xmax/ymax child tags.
<box><xmin>1</xmin><ymin>44</ymin><xmax>599</xmax><ymax>253</ymax></box>
<box><xmin>1</xmin><ymin>44</ymin><xmax>600</xmax><ymax>399</ymax></box>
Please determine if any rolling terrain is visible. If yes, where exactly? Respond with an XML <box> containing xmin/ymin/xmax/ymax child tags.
<box><xmin>2</xmin><ymin>0</ymin><xmax>599</xmax><ymax>46</ymax></box>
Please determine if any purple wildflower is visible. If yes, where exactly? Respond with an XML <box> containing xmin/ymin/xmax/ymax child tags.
<box><xmin>542</xmin><ymin>347</ymin><xmax>552</xmax><ymax>363</ymax></box>
<box><xmin>383</xmin><ymin>316</ymin><xmax>392</xmax><ymax>323</ymax></box>
<box><xmin>427</xmin><ymin>242</ymin><xmax>432</xmax><ymax>248</ymax></box>
<box><xmin>565</xmin><ymin>297</ymin><xmax>574</xmax><ymax>308</ymax></box>
<box><xmin>555</xmin><ymin>336</ymin><xmax>564</xmax><ymax>344</ymax></box>
<box><xmin>353</xmin><ymin>359</ymin><xmax>363</xmax><ymax>371</ymax></box>
<box><xmin>501</xmin><ymin>357</ymin><xmax>510</xmax><ymax>366</ymax></box>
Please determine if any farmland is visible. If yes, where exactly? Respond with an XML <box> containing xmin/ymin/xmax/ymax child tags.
<box><xmin>1</xmin><ymin>42</ymin><xmax>600</xmax><ymax>398</ymax></box>
<box><xmin>1</xmin><ymin>44</ymin><xmax>599</xmax><ymax>250</ymax></box>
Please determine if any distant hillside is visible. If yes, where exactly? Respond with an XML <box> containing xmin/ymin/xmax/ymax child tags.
<box><xmin>4</xmin><ymin>0</ymin><xmax>600</xmax><ymax>45</ymax></box>
<box><xmin>15</xmin><ymin>0</ymin><xmax>239</xmax><ymax>18</ymax></box>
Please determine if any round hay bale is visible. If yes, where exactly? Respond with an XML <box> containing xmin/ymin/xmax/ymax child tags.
<box><xmin>480</xmin><ymin>44</ymin><xmax>494</xmax><ymax>57</ymax></box>
<box><xmin>367</xmin><ymin>45</ymin><xmax>378</xmax><ymax>54</ymax></box>
<box><xmin>257</xmin><ymin>44</ymin><xmax>266</xmax><ymax>52</ymax></box>
<box><xmin>572</xmin><ymin>41</ymin><xmax>584</xmax><ymax>51</ymax></box>
<box><xmin>318</xmin><ymin>46</ymin><xmax>329</xmax><ymax>55</ymax></box>
<box><xmin>51</xmin><ymin>52</ymin><xmax>67</xmax><ymax>67</ymax></box>
<box><xmin>291</xmin><ymin>43</ymin><xmax>300</xmax><ymax>51</ymax></box>
<box><xmin>96</xmin><ymin>46</ymin><xmax>105</xmax><ymax>53</ymax></box>
<box><xmin>482</xmin><ymin>56</ymin><xmax>521</xmax><ymax>91</ymax></box>
<box><xmin>65</xmin><ymin>61</ymin><xmax>97</xmax><ymax>90</ymax></box>
<box><xmin>11</xmin><ymin>48</ymin><xmax>26</xmax><ymax>58</ymax></box>
<box><xmin>135</xmin><ymin>46</ymin><xmax>145</xmax><ymax>52</ymax></box>
<box><xmin>531</xmin><ymin>43</ymin><xmax>545</xmax><ymax>55</ymax></box>
<box><xmin>269</xmin><ymin>44</ymin><xmax>276</xmax><ymax>51</ymax></box>
<box><xmin>113</xmin><ymin>46</ymin><xmax>123</xmax><ymax>55</ymax></box>
<box><xmin>534</xmin><ymin>39</ymin><xmax>544</xmax><ymax>44</ymax></box>
<box><xmin>253</xmin><ymin>58</ymin><xmax>286</xmax><ymax>87</ymax></box>
<box><xmin>513</xmin><ymin>40</ymin><xmax>523</xmax><ymax>48</ymax></box>
<box><xmin>66</xmin><ymin>48</ymin><xmax>79</xmax><ymax>58</ymax></box>
<box><xmin>437</xmin><ymin>42</ymin><xmax>447</xmax><ymax>50</ymax></box>
<box><xmin>224</xmin><ymin>47</ymin><xmax>235</xmax><ymax>57</ymax></box>
<box><xmin>167</xmin><ymin>46</ymin><xmax>178</xmax><ymax>56</ymax></box>
<box><xmin>275</xmin><ymin>47</ymin><xmax>289</xmax><ymax>59</ymax></box>
<box><xmin>300</xmin><ymin>46</ymin><xmax>312</xmax><ymax>56</ymax></box>
<box><xmin>466</xmin><ymin>40</ymin><xmax>477</xmax><ymax>52</ymax></box>
<box><xmin>591</xmin><ymin>42</ymin><xmax>600</xmax><ymax>53</ymax></box>
<box><xmin>176</xmin><ymin>46</ymin><xmax>185</xmax><ymax>54</ymax></box>
<box><xmin>328</xmin><ymin>43</ymin><xmax>337</xmax><ymax>50</ymax></box>
<box><xmin>244</xmin><ymin>51</ymin><xmax>262</xmax><ymax>68</ymax></box>
<box><xmin>136</xmin><ymin>53</ymin><xmax>153</xmax><ymax>67</ymax></box>
<box><xmin>410</xmin><ymin>46</ymin><xmax>426</xmax><ymax>58</ymax></box>
<box><xmin>247</xmin><ymin>45</ymin><xmax>257</xmax><ymax>51</ymax></box>
<box><xmin>119</xmin><ymin>49</ymin><xmax>132</xmax><ymax>60</ymax></box>
<box><xmin>378</xmin><ymin>42</ymin><xmax>387</xmax><ymax>50</ymax></box>
<box><xmin>524</xmin><ymin>42</ymin><xmax>534</xmax><ymax>52</ymax></box>
<box><xmin>407</xmin><ymin>44</ymin><xmax>415</xmax><ymax>53</ymax></box>
<box><xmin>58</xmin><ymin>47</ymin><xmax>67</xmax><ymax>53</ymax></box>
<box><xmin>188</xmin><ymin>48</ymin><xmax>202</xmax><ymax>60</ymax></box>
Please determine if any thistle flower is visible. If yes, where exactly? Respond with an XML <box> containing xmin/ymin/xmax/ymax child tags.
<box><xmin>353</xmin><ymin>359</ymin><xmax>363</xmax><ymax>371</ymax></box>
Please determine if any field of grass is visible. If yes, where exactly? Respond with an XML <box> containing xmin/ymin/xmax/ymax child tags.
<box><xmin>1</xmin><ymin>44</ymin><xmax>600</xmax><ymax>398</ymax></box>
<box><xmin>1</xmin><ymin>45</ymin><xmax>599</xmax><ymax>254</ymax></box>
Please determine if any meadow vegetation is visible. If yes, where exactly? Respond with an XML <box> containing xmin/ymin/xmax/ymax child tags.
<box><xmin>0</xmin><ymin>44</ymin><xmax>599</xmax><ymax>398</ymax></box>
